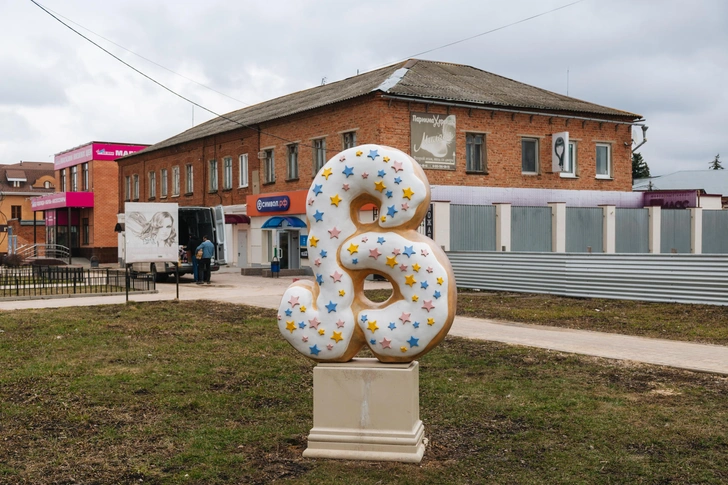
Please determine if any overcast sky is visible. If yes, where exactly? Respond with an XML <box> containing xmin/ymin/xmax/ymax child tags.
<box><xmin>1</xmin><ymin>0</ymin><xmax>726</xmax><ymax>176</ymax></box>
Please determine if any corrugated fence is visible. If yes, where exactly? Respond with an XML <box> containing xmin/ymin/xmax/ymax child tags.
<box><xmin>447</xmin><ymin>252</ymin><xmax>728</xmax><ymax>305</ymax></box>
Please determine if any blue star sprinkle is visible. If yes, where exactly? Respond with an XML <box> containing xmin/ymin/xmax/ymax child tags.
<box><xmin>361</xmin><ymin>314</ymin><xmax>368</xmax><ymax>322</ymax></box>
<box><xmin>298</xmin><ymin>322</ymin><xmax>306</xmax><ymax>329</ymax></box>
<box><xmin>342</xmin><ymin>166</ymin><xmax>354</xmax><ymax>178</ymax></box>
<box><xmin>403</xmin><ymin>246</ymin><xmax>416</xmax><ymax>258</ymax></box>
<box><xmin>433</xmin><ymin>290</ymin><xmax>441</xmax><ymax>299</ymax></box>
<box><xmin>388</xmin><ymin>322</ymin><xmax>397</xmax><ymax>330</ymax></box>
<box><xmin>325</xmin><ymin>301</ymin><xmax>337</xmax><ymax>313</ymax></box>
<box><xmin>316</xmin><ymin>274</ymin><xmax>324</xmax><ymax>285</ymax></box>
<box><xmin>377</xmin><ymin>237</ymin><xmax>386</xmax><ymax>245</ymax></box>
<box><xmin>387</xmin><ymin>205</ymin><xmax>398</xmax><ymax>218</ymax></box>
<box><xmin>394</xmin><ymin>176</ymin><xmax>402</xmax><ymax>185</ymax></box>
<box><xmin>407</xmin><ymin>336</ymin><xmax>419</xmax><ymax>348</ymax></box>
<box><xmin>313</xmin><ymin>210</ymin><xmax>324</xmax><ymax>222</ymax></box>
<box><xmin>385</xmin><ymin>190</ymin><xmax>393</xmax><ymax>198</ymax></box>
<box><xmin>370</xmin><ymin>339</ymin><xmax>377</xmax><ymax>345</ymax></box>
<box><xmin>413</xmin><ymin>321</ymin><xmax>420</xmax><ymax>328</ymax></box>
<box><xmin>320</xmin><ymin>250</ymin><xmax>328</xmax><ymax>258</ymax></box>
<box><xmin>352</xmin><ymin>258</ymin><xmax>358</xmax><ymax>264</ymax></box>
<box><xmin>421</xmin><ymin>281</ymin><xmax>429</xmax><ymax>289</ymax></box>
<box><xmin>313</xmin><ymin>184</ymin><xmax>323</xmax><ymax>196</ymax></box>
<box><xmin>309</xmin><ymin>345</ymin><xmax>321</xmax><ymax>356</ymax></box>
<box><xmin>377</xmin><ymin>169</ymin><xmax>386</xmax><ymax>178</ymax></box>
<box><xmin>368</xmin><ymin>149</ymin><xmax>379</xmax><ymax>160</ymax></box>
<box><xmin>285</xmin><ymin>309</ymin><xmax>292</xmax><ymax>316</ymax></box>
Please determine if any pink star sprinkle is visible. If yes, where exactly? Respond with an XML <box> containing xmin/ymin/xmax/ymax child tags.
<box><xmin>288</xmin><ymin>296</ymin><xmax>300</xmax><ymax>307</ymax></box>
<box><xmin>336</xmin><ymin>319</ymin><xmax>346</xmax><ymax>328</ymax></box>
<box><xmin>339</xmin><ymin>155</ymin><xmax>346</xmax><ymax>162</ymax></box>
<box><xmin>422</xmin><ymin>300</ymin><xmax>435</xmax><ymax>312</ymax></box>
<box><xmin>399</xmin><ymin>312</ymin><xmax>411</xmax><ymax>323</ymax></box>
<box><xmin>331</xmin><ymin>271</ymin><xmax>343</xmax><ymax>283</ymax></box>
<box><xmin>361</xmin><ymin>236</ymin><xmax>368</xmax><ymax>243</ymax></box>
<box><xmin>314</xmin><ymin>258</ymin><xmax>322</xmax><ymax>266</ymax></box>
<box><xmin>392</xmin><ymin>160</ymin><xmax>403</xmax><ymax>172</ymax></box>
<box><xmin>361</xmin><ymin>172</ymin><xmax>369</xmax><ymax>179</ymax></box>
<box><xmin>369</xmin><ymin>248</ymin><xmax>381</xmax><ymax>259</ymax></box>
<box><xmin>392</xmin><ymin>248</ymin><xmax>401</xmax><ymax>255</ymax></box>
<box><xmin>328</xmin><ymin>227</ymin><xmax>341</xmax><ymax>238</ymax></box>
<box><xmin>380</xmin><ymin>337</ymin><xmax>392</xmax><ymax>349</ymax></box>
<box><xmin>399</xmin><ymin>264</ymin><xmax>408</xmax><ymax>271</ymax></box>
<box><xmin>308</xmin><ymin>199</ymin><xmax>315</xmax><ymax>206</ymax></box>
<box><xmin>401</xmin><ymin>202</ymin><xmax>409</xmax><ymax>211</ymax></box>
<box><xmin>426</xmin><ymin>266</ymin><xmax>434</xmax><ymax>273</ymax></box>
<box><xmin>277</xmin><ymin>314</ymin><xmax>281</xmax><ymax>320</ymax></box>
<box><xmin>421</xmin><ymin>249</ymin><xmax>429</xmax><ymax>256</ymax></box>
<box><xmin>302</xmin><ymin>336</ymin><xmax>309</xmax><ymax>342</ymax></box>
<box><xmin>342</xmin><ymin>183</ymin><xmax>350</xmax><ymax>191</ymax></box>
<box><xmin>309</xmin><ymin>317</ymin><xmax>321</xmax><ymax>329</ymax></box>
<box><xmin>327</xmin><ymin>344</ymin><xmax>334</xmax><ymax>350</ymax></box>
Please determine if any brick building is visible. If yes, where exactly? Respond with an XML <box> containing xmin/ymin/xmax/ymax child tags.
<box><xmin>0</xmin><ymin>162</ymin><xmax>56</xmax><ymax>254</ymax></box>
<box><xmin>31</xmin><ymin>142</ymin><xmax>148</xmax><ymax>262</ymax></box>
<box><xmin>118</xmin><ymin>59</ymin><xmax>642</xmax><ymax>270</ymax></box>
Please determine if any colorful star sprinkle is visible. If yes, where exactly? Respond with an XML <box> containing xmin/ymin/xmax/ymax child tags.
<box><xmin>368</xmin><ymin>149</ymin><xmax>379</xmax><ymax>160</ymax></box>
<box><xmin>322</xmin><ymin>168</ymin><xmax>333</xmax><ymax>179</ymax></box>
<box><xmin>288</xmin><ymin>296</ymin><xmax>300</xmax><ymax>307</ymax></box>
<box><xmin>309</xmin><ymin>236</ymin><xmax>319</xmax><ymax>247</ymax></box>
<box><xmin>392</xmin><ymin>160</ymin><xmax>403</xmax><ymax>172</ymax></box>
<box><xmin>330</xmin><ymin>271</ymin><xmax>343</xmax><ymax>283</ymax></box>
<box><xmin>404</xmin><ymin>246</ymin><xmax>416</xmax><ymax>258</ymax></box>
<box><xmin>405</xmin><ymin>275</ymin><xmax>416</xmax><ymax>287</ymax></box>
<box><xmin>369</xmin><ymin>248</ymin><xmax>381</xmax><ymax>259</ymax></box>
<box><xmin>367</xmin><ymin>320</ymin><xmax>378</xmax><ymax>333</ymax></box>
<box><xmin>437</xmin><ymin>277</ymin><xmax>444</xmax><ymax>285</ymax></box>
<box><xmin>407</xmin><ymin>336</ymin><xmax>419</xmax><ymax>347</ymax></box>
<box><xmin>286</xmin><ymin>321</ymin><xmax>296</xmax><ymax>333</ymax></box>
<box><xmin>386</xmin><ymin>256</ymin><xmax>398</xmax><ymax>268</ymax></box>
<box><xmin>402</xmin><ymin>187</ymin><xmax>414</xmax><ymax>199</ymax></box>
<box><xmin>380</xmin><ymin>337</ymin><xmax>392</xmax><ymax>349</ymax></box>
<box><xmin>399</xmin><ymin>312</ymin><xmax>411</xmax><ymax>324</ymax></box>
<box><xmin>422</xmin><ymin>300</ymin><xmax>435</xmax><ymax>312</ymax></box>
<box><xmin>388</xmin><ymin>322</ymin><xmax>396</xmax><ymax>330</ymax></box>
<box><xmin>313</xmin><ymin>210</ymin><xmax>324</xmax><ymax>222</ymax></box>
<box><xmin>347</xmin><ymin>243</ymin><xmax>359</xmax><ymax>254</ymax></box>
<box><xmin>325</xmin><ymin>301</ymin><xmax>337</xmax><ymax>313</ymax></box>
<box><xmin>336</xmin><ymin>319</ymin><xmax>345</xmax><ymax>328</ymax></box>
<box><xmin>313</xmin><ymin>184</ymin><xmax>323</xmax><ymax>195</ymax></box>
<box><xmin>330</xmin><ymin>194</ymin><xmax>342</xmax><ymax>206</ymax></box>
<box><xmin>310</xmin><ymin>345</ymin><xmax>320</xmax><ymax>355</ymax></box>
<box><xmin>412</xmin><ymin>263</ymin><xmax>421</xmax><ymax>272</ymax></box>
<box><xmin>331</xmin><ymin>331</ymin><xmax>343</xmax><ymax>343</ymax></box>
<box><xmin>328</xmin><ymin>227</ymin><xmax>341</xmax><ymax>238</ymax></box>
<box><xmin>374</xmin><ymin>181</ymin><xmax>386</xmax><ymax>192</ymax></box>
<box><xmin>342</xmin><ymin>166</ymin><xmax>354</xmax><ymax>177</ymax></box>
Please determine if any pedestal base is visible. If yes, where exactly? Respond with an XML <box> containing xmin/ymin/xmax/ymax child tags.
<box><xmin>303</xmin><ymin>358</ymin><xmax>425</xmax><ymax>463</ymax></box>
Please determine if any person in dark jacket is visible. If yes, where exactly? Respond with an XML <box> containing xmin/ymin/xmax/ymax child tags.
<box><xmin>196</xmin><ymin>235</ymin><xmax>215</xmax><ymax>284</ymax></box>
<box><xmin>187</xmin><ymin>233</ymin><xmax>202</xmax><ymax>283</ymax></box>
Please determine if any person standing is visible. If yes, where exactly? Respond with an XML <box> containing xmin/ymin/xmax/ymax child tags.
<box><xmin>196</xmin><ymin>235</ymin><xmax>215</xmax><ymax>285</ymax></box>
<box><xmin>187</xmin><ymin>233</ymin><xmax>202</xmax><ymax>283</ymax></box>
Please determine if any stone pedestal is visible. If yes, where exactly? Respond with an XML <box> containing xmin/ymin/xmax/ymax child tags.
<box><xmin>303</xmin><ymin>358</ymin><xmax>425</xmax><ymax>463</ymax></box>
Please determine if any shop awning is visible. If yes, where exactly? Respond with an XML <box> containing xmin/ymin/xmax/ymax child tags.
<box><xmin>225</xmin><ymin>214</ymin><xmax>251</xmax><ymax>224</ymax></box>
<box><xmin>261</xmin><ymin>216</ymin><xmax>306</xmax><ymax>229</ymax></box>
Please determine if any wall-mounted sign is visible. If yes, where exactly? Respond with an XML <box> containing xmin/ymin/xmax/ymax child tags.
<box><xmin>410</xmin><ymin>112</ymin><xmax>456</xmax><ymax>170</ymax></box>
<box><xmin>643</xmin><ymin>191</ymin><xmax>697</xmax><ymax>209</ymax></box>
<box><xmin>300</xmin><ymin>234</ymin><xmax>308</xmax><ymax>247</ymax></box>
<box><xmin>425</xmin><ymin>204</ymin><xmax>434</xmax><ymax>239</ymax></box>
<box><xmin>256</xmin><ymin>195</ymin><xmax>291</xmax><ymax>213</ymax></box>
<box><xmin>55</xmin><ymin>142</ymin><xmax>148</xmax><ymax>170</ymax></box>
<box><xmin>552</xmin><ymin>132</ymin><xmax>569</xmax><ymax>173</ymax></box>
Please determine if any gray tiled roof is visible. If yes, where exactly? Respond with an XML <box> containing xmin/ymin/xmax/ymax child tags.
<box><xmin>132</xmin><ymin>59</ymin><xmax>642</xmax><ymax>158</ymax></box>
<box><xmin>633</xmin><ymin>170</ymin><xmax>728</xmax><ymax>196</ymax></box>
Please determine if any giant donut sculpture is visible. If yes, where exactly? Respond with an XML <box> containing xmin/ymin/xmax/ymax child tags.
<box><xmin>277</xmin><ymin>144</ymin><xmax>456</xmax><ymax>363</ymax></box>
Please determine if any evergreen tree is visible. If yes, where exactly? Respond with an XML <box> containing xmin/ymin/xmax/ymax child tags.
<box><xmin>632</xmin><ymin>152</ymin><xmax>651</xmax><ymax>179</ymax></box>
<box><xmin>709</xmin><ymin>153</ymin><xmax>724</xmax><ymax>170</ymax></box>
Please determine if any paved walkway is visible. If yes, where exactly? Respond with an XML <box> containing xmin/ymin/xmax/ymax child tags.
<box><xmin>2</xmin><ymin>267</ymin><xmax>727</xmax><ymax>375</ymax></box>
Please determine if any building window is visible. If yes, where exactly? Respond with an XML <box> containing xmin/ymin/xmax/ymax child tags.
<box><xmin>124</xmin><ymin>176</ymin><xmax>131</xmax><ymax>201</ymax></box>
<box><xmin>172</xmin><ymin>166</ymin><xmax>180</xmax><ymax>196</ymax></box>
<box><xmin>287</xmin><ymin>144</ymin><xmax>299</xmax><ymax>180</ymax></box>
<box><xmin>133</xmin><ymin>174</ymin><xmax>139</xmax><ymax>200</ymax></box>
<box><xmin>70</xmin><ymin>165</ymin><xmax>78</xmax><ymax>192</ymax></box>
<box><xmin>11</xmin><ymin>206</ymin><xmax>21</xmax><ymax>220</ymax></box>
<box><xmin>60</xmin><ymin>170</ymin><xmax>67</xmax><ymax>192</ymax></box>
<box><xmin>342</xmin><ymin>131</ymin><xmax>356</xmax><ymax>149</ymax></box>
<box><xmin>596</xmin><ymin>143</ymin><xmax>611</xmax><ymax>179</ymax></box>
<box><xmin>264</xmin><ymin>149</ymin><xmax>275</xmax><ymax>183</ymax></box>
<box><xmin>466</xmin><ymin>133</ymin><xmax>485</xmax><ymax>172</ymax></box>
<box><xmin>561</xmin><ymin>142</ymin><xmax>577</xmax><ymax>177</ymax></box>
<box><xmin>223</xmin><ymin>157</ymin><xmax>233</xmax><ymax>190</ymax></box>
<box><xmin>522</xmin><ymin>138</ymin><xmax>539</xmax><ymax>174</ymax></box>
<box><xmin>313</xmin><ymin>138</ymin><xmax>326</xmax><ymax>174</ymax></box>
<box><xmin>239</xmin><ymin>154</ymin><xmax>248</xmax><ymax>188</ymax></box>
<box><xmin>186</xmin><ymin>164</ymin><xmax>194</xmax><ymax>194</ymax></box>
<box><xmin>161</xmin><ymin>169</ymin><xmax>168</xmax><ymax>197</ymax></box>
<box><xmin>209</xmin><ymin>159</ymin><xmax>218</xmax><ymax>192</ymax></box>
<box><xmin>82</xmin><ymin>218</ymin><xmax>89</xmax><ymax>245</ymax></box>
<box><xmin>82</xmin><ymin>162</ymin><xmax>89</xmax><ymax>190</ymax></box>
<box><xmin>11</xmin><ymin>181</ymin><xmax>20</xmax><ymax>188</ymax></box>
<box><xmin>148</xmin><ymin>171</ymin><xmax>156</xmax><ymax>199</ymax></box>
<box><xmin>44</xmin><ymin>181</ymin><xmax>51</xmax><ymax>189</ymax></box>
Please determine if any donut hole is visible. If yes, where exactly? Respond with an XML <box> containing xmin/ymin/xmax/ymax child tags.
<box><xmin>357</xmin><ymin>206</ymin><xmax>379</xmax><ymax>225</ymax></box>
<box><xmin>363</xmin><ymin>273</ymin><xmax>394</xmax><ymax>304</ymax></box>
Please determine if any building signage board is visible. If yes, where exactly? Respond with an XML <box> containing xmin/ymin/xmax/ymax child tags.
<box><xmin>643</xmin><ymin>191</ymin><xmax>698</xmax><ymax>209</ymax></box>
<box><xmin>256</xmin><ymin>195</ymin><xmax>291</xmax><ymax>213</ymax></box>
<box><xmin>31</xmin><ymin>192</ymin><xmax>94</xmax><ymax>210</ymax></box>
<box><xmin>124</xmin><ymin>202</ymin><xmax>179</xmax><ymax>263</ymax></box>
<box><xmin>410</xmin><ymin>112</ymin><xmax>456</xmax><ymax>170</ymax></box>
<box><xmin>425</xmin><ymin>204</ymin><xmax>434</xmax><ymax>239</ymax></box>
<box><xmin>55</xmin><ymin>142</ymin><xmax>148</xmax><ymax>170</ymax></box>
<box><xmin>552</xmin><ymin>132</ymin><xmax>569</xmax><ymax>172</ymax></box>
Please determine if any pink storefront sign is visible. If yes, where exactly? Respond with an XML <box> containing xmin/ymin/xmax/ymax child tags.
<box><xmin>31</xmin><ymin>192</ymin><xmax>94</xmax><ymax>211</ymax></box>
<box><xmin>55</xmin><ymin>142</ymin><xmax>148</xmax><ymax>169</ymax></box>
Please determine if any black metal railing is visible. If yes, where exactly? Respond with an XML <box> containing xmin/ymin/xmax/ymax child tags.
<box><xmin>0</xmin><ymin>266</ymin><xmax>155</xmax><ymax>298</ymax></box>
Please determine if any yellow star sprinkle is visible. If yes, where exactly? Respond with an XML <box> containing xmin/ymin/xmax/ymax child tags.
<box><xmin>436</xmin><ymin>277</ymin><xmax>444</xmax><ymax>285</ymax></box>
<box><xmin>405</xmin><ymin>274</ymin><xmax>416</xmax><ymax>287</ymax></box>
<box><xmin>286</xmin><ymin>321</ymin><xmax>296</xmax><ymax>333</ymax></box>
<box><xmin>330</xmin><ymin>194</ymin><xmax>342</xmax><ymax>206</ymax></box>
<box><xmin>339</xmin><ymin>289</ymin><xmax>346</xmax><ymax>297</ymax></box>
<box><xmin>309</xmin><ymin>236</ymin><xmax>319</xmax><ymax>248</ymax></box>
<box><xmin>412</xmin><ymin>295</ymin><xmax>419</xmax><ymax>302</ymax></box>
<box><xmin>374</xmin><ymin>181</ymin><xmax>386</xmax><ymax>192</ymax></box>
<box><xmin>383</xmin><ymin>156</ymin><xmax>390</xmax><ymax>163</ymax></box>
<box><xmin>386</xmin><ymin>256</ymin><xmax>398</xmax><ymax>268</ymax></box>
<box><xmin>400</xmin><ymin>346</ymin><xmax>408</xmax><ymax>353</ymax></box>
<box><xmin>356</xmin><ymin>150</ymin><xmax>363</xmax><ymax>156</ymax></box>
<box><xmin>427</xmin><ymin>318</ymin><xmax>435</xmax><ymax>326</ymax></box>
<box><xmin>402</xmin><ymin>187</ymin><xmax>414</xmax><ymax>200</ymax></box>
<box><xmin>367</xmin><ymin>320</ymin><xmax>379</xmax><ymax>333</ymax></box>
<box><xmin>347</xmin><ymin>243</ymin><xmax>359</xmax><ymax>254</ymax></box>
<box><xmin>381</xmin><ymin>215</ymin><xmax>387</xmax><ymax>223</ymax></box>
<box><xmin>412</xmin><ymin>263</ymin><xmax>421</xmax><ymax>272</ymax></box>
<box><xmin>331</xmin><ymin>331</ymin><xmax>343</xmax><ymax>343</ymax></box>
<box><xmin>300</xmin><ymin>305</ymin><xmax>306</xmax><ymax>312</ymax></box>
<box><xmin>318</xmin><ymin>328</ymin><xmax>326</xmax><ymax>335</ymax></box>
<box><xmin>322</xmin><ymin>168</ymin><xmax>333</xmax><ymax>180</ymax></box>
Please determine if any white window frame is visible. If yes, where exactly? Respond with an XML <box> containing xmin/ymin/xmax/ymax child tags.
<box><xmin>160</xmin><ymin>169</ymin><xmax>168</xmax><ymax>198</ymax></box>
<box><xmin>186</xmin><ymin>164</ymin><xmax>194</xmax><ymax>194</ymax></box>
<box><xmin>172</xmin><ymin>166</ymin><xmax>180</xmax><ymax>196</ymax></box>
<box><xmin>209</xmin><ymin>159</ymin><xmax>218</xmax><ymax>192</ymax></box>
<box><xmin>223</xmin><ymin>156</ymin><xmax>233</xmax><ymax>190</ymax></box>
<box><xmin>124</xmin><ymin>175</ymin><xmax>131</xmax><ymax>201</ymax></box>
<box><xmin>60</xmin><ymin>170</ymin><xmax>67</xmax><ymax>192</ymax></box>
<box><xmin>82</xmin><ymin>162</ymin><xmax>89</xmax><ymax>190</ymax></box>
<box><xmin>521</xmin><ymin>137</ymin><xmax>539</xmax><ymax>174</ymax></box>
<box><xmin>561</xmin><ymin>141</ymin><xmax>578</xmax><ymax>178</ymax></box>
<box><xmin>264</xmin><ymin>149</ymin><xmax>275</xmax><ymax>183</ymax></box>
<box><xmin>465</xmin><ymin>133</ymin><xmax>486</xmax><ymax>172</ymax></box>
<box><xmin>595</xmin><ymin>143</ymin><xmax>612</xmax><ymax>179</ymax></box>
<box><xmin>287</xmin><ymin>144</ymin><xmax>299</xmax><ymax>180</ymax></box>
<box><xmin>70</xmin><ymin>165</ymin><xmax>78</xmax><ymax>192</ymax></box>
<box><xmin>312</xmin><ymin>138</ymin><xmax>326</xmax><ymax>175</ymax></box>
<box><xmin>132</xmin><ymin>174</ymin><xmax>139</xmax><ymax>200</ymax></box>
<box><xmin>238</xmin><ymin>154</ymin><xmax>248</xmax><ymax>188</ymax></box>
<box><xmin>342</xmin><ymin>131</ymin><xmax>356</xmax><ymax>149</ymax></box>
<box><xmin>148</xmin><ymin>171</ymin><xmax>156</xmax><ymax>199</ymax></box>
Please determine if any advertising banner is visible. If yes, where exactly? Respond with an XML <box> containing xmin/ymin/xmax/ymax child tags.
<box><xmin>410</xmin><ymin>112</ymin><xmax>456</xmax><ymax>170</ymax></box>
<box><xmin>552</xmin><ymin>132</ymin><xmax>569</xmax><ymax>173</ymax></box>
<box><xmin>643</xmin><ymin>191</ymin><xmax>697</xmax><ymax>209</ymax></box>
<box><xmin>55</xmin><ymin>142</ymin><xmax>148</xmax><ymax>170</ymax></box>
<box><xmin>124</xmin><ymin>202</ymin><xmax>179</xmax><ymax>263</ymax></box>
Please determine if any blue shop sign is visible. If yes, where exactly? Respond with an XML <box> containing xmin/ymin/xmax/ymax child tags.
<box><xmin>256</xmin><ymin>195</ymin><xmax>290</xmax><ymax>213</ymax></box>
<box><xmin>300</xmin><ymin>235</ymin><xmax>308</xmax><ymax>247</ymax></box>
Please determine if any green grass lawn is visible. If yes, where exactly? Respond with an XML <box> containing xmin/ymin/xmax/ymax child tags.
<box><xmin>1</xmin><ymin>301</ymin><xmax>727</xmax><ymax>484</ymax></box>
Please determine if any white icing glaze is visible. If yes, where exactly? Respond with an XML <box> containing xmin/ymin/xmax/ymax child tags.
<box><xmin>277</xmin><ymin>144</ymin><xmax>453</xmax><ymax>361</ymax></box>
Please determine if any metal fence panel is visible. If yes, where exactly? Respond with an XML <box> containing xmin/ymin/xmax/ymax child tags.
<box><xmin>703</xmin><ymin>210</ymin><xmax>728</xmax><ymax>254</ymax></box>
<box><xmin>566</xmin><ymin>207</ymin><xmax>603</xmax><ymax>253</ymax></box>
<box><xmin>615</xmin><ymin>208</ymin><xmax>649</xmax><ymax>253</ymax></box>
<box><xmin>449</xmin><ymin>204</ymin><xmax>496</xmax><ymax>251</ymax></box>
<box><xmin>447</xmin><ymin>252</ymin><xmax>728</xmax><ymax>306</ymax></box>
<box><xmin>511</xmin><ymin>206</ymin><xmax>551</xmax><ymax>252</ymax></box>
<box><xmin>661</xmin><ymin>209</ymin><xmax>691</xmax><ymax>253</ymax></box>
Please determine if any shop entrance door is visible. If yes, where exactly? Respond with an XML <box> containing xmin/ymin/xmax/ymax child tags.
<box><xmin>279</xmin><ymin>231</ymin><xmax>300</xmax><ymax>270</ymax></box>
